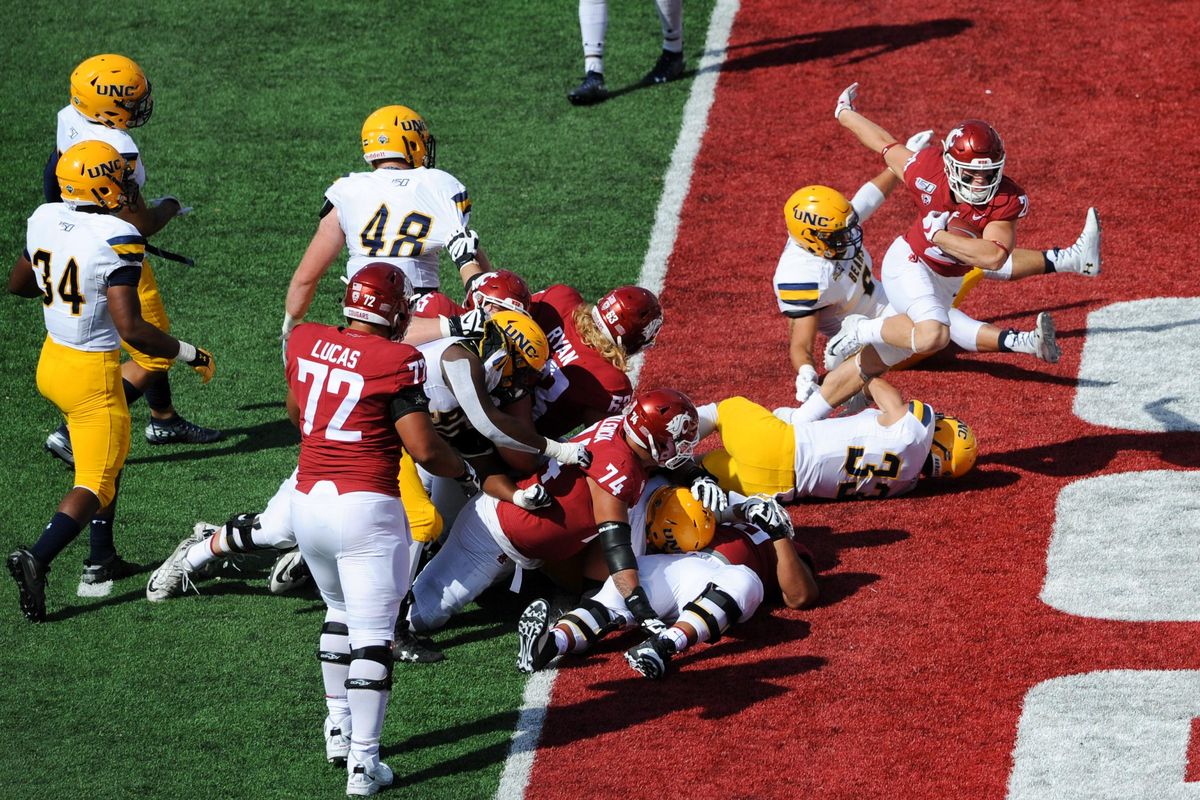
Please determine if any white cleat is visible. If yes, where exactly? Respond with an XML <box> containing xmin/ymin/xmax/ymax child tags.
<box><xmin>346</xmin><ymin>761</ymin><xmax>394</xmax><ymax>797</ymax></box>
<box><xmin>1030</xmin><ymin>312</ymin><xmax>1060</xmax><ymax>364</ymax></box>
<box><xmin>324</xmin><ymin>716</ymin><xmax>351</xmax><ymax>766</ymax></box>
<box><xmin>145</xmin><ymin>526</ymin><xmax>207</xmax><ymax>602</ymax></box>
<box><xmin>268</xmin><ymin>547</ymin><xmax>311</xmax><ymax>595</ymax></box>
<box><xmin>827</xmin><ymin>313</ymin><xmax>868</xmax><ymax>361</ymax></box>
<box><xmin>1053</xmin><ymin>207</ymin><xmax>1101</xmax><ymax>276</ymax></box>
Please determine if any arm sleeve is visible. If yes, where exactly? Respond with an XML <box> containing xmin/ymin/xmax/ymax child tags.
<box><xmin>850</xmin><ymin>181</ymin><xmax>887</xmax><ymax>223</ymax></box>
<box><xmin>389</xmin><ymin>384</ymin><xmax>431</xmax><ymax>423</ymax></box>
<box><xmin>449</xmin><ymin>178</ymin><xmax>471</xmax><ymax>226</ymax></box>
<box><xmin>443</xmin><ymin>357</ymin><xmax>541</xmax><ymax>454</ymax></box>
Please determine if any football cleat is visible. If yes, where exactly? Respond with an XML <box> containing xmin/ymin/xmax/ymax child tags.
<box><xmin>394</xmin><ymin>629</ymin><xmax>445</xmax><ymax>664</ymax></box>
<box><xmin>516</xmin><ymin>598</ymin><xmax>558</xmax><ymax>674</ymax></box>
<box><xmin>1029</xmin><ymin>312</ymin><xmax>1060</xmax><ymax>364</ymax></box>
<box><xmin>624</xmin><ymin>634</ymin><xmax>676</xmax><ymax>680</ymax></box>
<box><xmin>7</xmin><ymin>548</ymin><xmax>48</xmax><ymax>623</ymax></box>
<box><xmin>346</xmin><ymin>761</ymin><xmax>394</xmax><ymax>797</ymax></box>
<box><xmin>268</xmin><ymin>547</ymin><xmax>312</xmax><ymax>595</ymax></box>
<box><xmin>145</xmin><ymin>415</ymin><xmax>223</xmax><ymax>445</ymax></box>
<box><xmin>1051</xmin><ymin>208</ymin><xmax>1101</xmax><ymax>277</ymax></box>
<box><xmin>78</xmin><ymin>554</ymin><xmax>139</xmax><ymax>598</ymax></box>
<box><xmin>145</xmin><ymin>527</ymin><xmax>207</xmax><ymax>602</ymax></box>
<box><xmin>44</xmin><ymin>423</ymin><xmax>74</xmax><ymax>466</ymax></box>
<box><xmin>568</xmin><ymin>71</ymin><xmax>608</xmax><ymax>106</ymax></box>
<box><xmin>642</xmin><ymin>50</ymin><xmax>685</xmax><ymax>85</ymax></box>
<box><xmin>827</xmin><ymin>313</ymin><xmax>868</xmax><ymax>360</ymax></box>
<box><xmin>324</xmin><ymin>716</ymin><xmax>351</xmax><ymax>767</ymax></box>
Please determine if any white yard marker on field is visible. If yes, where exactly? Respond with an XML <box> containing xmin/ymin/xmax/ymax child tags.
<box><xmin>493</xmin><ymin>1</ymin><xmax>740</xmax><ymax>797</ymax></box>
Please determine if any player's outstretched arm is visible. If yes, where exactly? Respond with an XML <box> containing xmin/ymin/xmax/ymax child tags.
<box><xmin>8</xmin><ymin>252</ymin><xmax>40</xmax><ymax>298</ymax></box>
<box><xmin>834</xmin><ymin>83</ymin><xmax>912</xmax><ymax>175</ymax></box>
<box><xmin>108</xmin><ymin>284</ymin><xmax>213</xmax><ymax>381</ymax></box>
<box><xmin>775</xmin><ymin>538</ymin><xmax>819</xmax><ymax>609</ymax></box>
<box><xmin>285</xmin><ymin>210</ymin><xmax>344</xmax><ymax>325</ymax></box>
<box><xmin>117</xmin><ymin>191</ymin><xmax>180</xmax><ymax>237</ymax></box>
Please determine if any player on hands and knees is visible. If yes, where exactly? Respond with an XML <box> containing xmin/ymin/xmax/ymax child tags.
<box><xmin>43</xmin><ymin>54</ymin><xmax>220</xmax><ymax>473</ymax></box>
<box><xmin>282</xmin><ymin>263</ymin><xmax>476</xmax><ymax>795</ymax></box>
<box><xmin>568</xmin><ymin>0</ymin><xmax>686</xmax><ymax>105</ymax></box>
<box><xmin>8</xmin><ymin>141</ymin><xmax>214</xmax><ymax>620</ymax></box>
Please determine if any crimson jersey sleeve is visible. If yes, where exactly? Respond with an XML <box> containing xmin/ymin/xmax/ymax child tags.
<box><xmin>709</xmin><ymin>523</ymin><xmax>814</xmax><ymax>599</ymax></box>
<box><xmin>410</xmin><ymin>291</ymin><xmax>464</xmax><ymax>320</ymax></box>
<box><xmin>499</xmin><ymin>462</ymin><xmax>599</xmax><ymax>562</ymax></box>
<box><xmin>574</xmin><ymin>416</ymin><xmax>646</xmax><ymax>505</ymax></box>
<box><xmin>286</xmin><ymin>323</ymin><xmax>425</xmax><ymax>496</ymax></box>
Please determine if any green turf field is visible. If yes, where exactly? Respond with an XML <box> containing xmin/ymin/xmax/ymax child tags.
<box><xmin>0</xmin><ymin>1</ymin><xmax>713</xmax><ymax>796</ymax></box>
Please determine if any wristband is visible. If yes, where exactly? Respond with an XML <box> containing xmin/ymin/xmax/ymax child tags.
<box><xmin>988</xmin><ymin>239</ymin><xmax>1011</xmax><ymax>257</ymax></box>
<box><xmin>177</xmin><ymin>341</ymin><xmax>197</xmax><ymax>363</ymax></box>
<box><xmin>881</xmin><ymin>141</ymin><xmax>901</xmax><ymax>157</ymax></box>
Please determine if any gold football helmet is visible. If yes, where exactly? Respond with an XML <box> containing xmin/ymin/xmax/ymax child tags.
<box><xmin>784</xmin><ymin>185</ymin><xmax>862</xmax><ymax>260</ymax></box>
<box><xmin>56</xmin><ymin>141</ymin><xmax>135</xmax><ymax>210</ymax></box>
<box><xmin>361</xmin><ymin>105</ymin><xmax>436</xmax><ymax>167</ymax></box>
<box><xmin>928</xmin><ymin>415</ymin><xmax>977</xmax><ymax>479</ymax></box>
<box><xmin>647</xmin><ymin>485</ymin><xmax>716</xmax><ymax>553</ymax></box>
<box><xmin>70</xmin><ymin>54</ymin><xmax>154</xmax><ymax>129</ymax></box>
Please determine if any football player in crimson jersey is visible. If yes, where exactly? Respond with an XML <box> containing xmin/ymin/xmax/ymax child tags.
<box><xmin>531</xmin><ymin>283</ymin><xmax>662</xmax><ymax>439</ymax></box>
<box><xmin>283</xmin><ymin>263</ymin><xmax>479</xmax><ymax>795</ymax></box>
<box><xmin>516</xmin><ymin>492</ymin><xmax>817</xmax><ymax>679</ymax></box>
<box><xmin>408</xmin><ymin>388</ymin><xmax>701</xmax><ymax>637</ymax></box>
<box><xmin>402</xmin><ymin>268</ymin><xmax>533</xmax><ymax>346</ymax></box>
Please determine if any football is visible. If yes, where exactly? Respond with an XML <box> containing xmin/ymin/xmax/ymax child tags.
<box><xmin>946</xmin><ymin>215</ymin><xmax>983</xmax><ymax>238</ymax></box>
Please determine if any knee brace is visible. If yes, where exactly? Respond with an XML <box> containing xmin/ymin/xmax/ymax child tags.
<box><xmin>678</xmin><ymin>583</ymin><xmax>742</xmax><ymax>644</ymax></box>
<box><xmin>317</xmin><ymin>621</ymin><xmax>351</xmax><ymax>665</ymax></box>
<box><xmin>345</xmin><ymin>646</ymin><xmax>393</xmax><ymax>692</ymax></box>
<box><xmin>559</xmin><ymin>598</ymin><xmax>619</xmax><ymax>649</ymax></box>
<box><xmin>222</xmin><ymin>513</ymin><xmax>262</xmax><ymax>553</ymax></box>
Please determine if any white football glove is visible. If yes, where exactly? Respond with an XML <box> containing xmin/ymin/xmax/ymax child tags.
<box><xmin>905</xmin><ymin>129</ymin><xmax>934</xmax><ymax>152</ymax></box>
<box><xmin>446</xmin><ymin>228</ymin><xmax>480</xmax><ymax>269</ymax></box>
<box><xmin>922</xmin><ymin>210</ymin><xmax>951</xmax><ymax>243</ymax></box>
<box><xmin>455</xmin><ymin>461</ymin><xmax>480</xmax><ymax>496</ymax></box>
<box><xmin>512</xmin><ymin>484</ymin><xmax>552</xmax><ymax>511</ymax></box>
<box><xmin>543</xmin><ymin>438</ymin><xmax>592</xmax><ymax>468</ymax></box>
<box><xmin>151</xmin><ymin>195</ymin><xmax>192</xmax><ymax>217</ymax></box>
<box><xmin>438</xmin><ymin>308</ymin><xmax>486</xmax><ymax>339</ymax></box>
<box><xmin>794</xmin><ymin>364</ymin><xmax>819</xmax><ymax>402</ymax></box>
<box><xmin>690</xmin><ymin>474</ymin><xmax>727</xmax><ymax>514</ymax></box>
<box><xmin>834</xmin><ymin>82</ymin><xmax>858</xmax><ymax>120</ymax></box>
<box><xmin>742</xmin><ymin>495</ymin><xmax>793</xmax><ymax>540</ymax></box>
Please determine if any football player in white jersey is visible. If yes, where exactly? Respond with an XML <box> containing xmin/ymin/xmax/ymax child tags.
<box><xmin>778</xmin><ymin>132</ymin><xmax>1101</xmax><ymax>404</ymax></box>
<box><xmin>44</xmin><ymin>54</ymin><xmax>221</xmax><ymax>471</ymax></box>
<box><xmin>283</xmin><ymin>104</ymin><xmax>489</xmax><ymax>350</ymax></box>
<box><xmin>568</xmin><ymin>0</ymin><xmax>686</xmax><ymax>105</ymax></box>
<box><xmin>7</xmin><ymin>141</ymin><xmax>214</xmax><ymax>621</ymax></box>
<box><xmin>697</xmin><ymin>373</ymin><xmax>977</xmax><ymax>504</ymax></box>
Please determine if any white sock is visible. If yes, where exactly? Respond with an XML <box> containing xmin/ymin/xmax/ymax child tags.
<box><xmin>857</xmin><ymin>316</ymin><xmax>887</xmax><ymax>347</ymax></box>
<box><xmin>580</xmin><ymin>0</ymin><xmax>607</xmax><ymax>73</ymax></box>
<box><xmin>793</xmin><ymin>392</ymin><xmax>834</xmax><ymax>424</ymax></box>
<box><xmin>696</xmin><ymin>402</ymin><xmax>719</xmax><ymax>439</ymax></box>
<box><xmin>183</xmin><ymin>538</ymin><xmax>214</xmax><ymax>572</ymax></box>
<box><xmin>551</xmin><ymin>626</ymin><xmax>573</xmax><ymax>655</ymax></box>
<box><xmin>663</xmin><ymin>626</ymin><xmax>690</xmax><ymax>653</ymax></box>
<box><xmin>654</xmin><ymin>0</ymin><xmax>683</xmax><ymax>52</ymax></box>
<box><xmin>985</xmin><ymin>254</ymin><xmax>1015</xmax><ymax>280</ymax></box>
<box><xmin>948</xmin><ymin>307</ymin><xmax>985</xmax><ymax>352</ymax></box>
<box><xmin>347</xmin><ymin>644</ymin><xmax>390</xmax><ymax>769</ymax></box>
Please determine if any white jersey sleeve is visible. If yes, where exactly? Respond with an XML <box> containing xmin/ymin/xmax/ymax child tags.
<box><xmin>849</xmin><ymin>180</ymin><xmax>887</xmax><ymax>223</ymax></box>
<box><xmin>773</xmin><ymin>242</ymin><xmax>831</xmax><ymax>319</ymax></box>
<box><xmin>629</xmin><ymin>474</ymin><xmax>670</xmax><ymax>556</ymax></box>
<box><xmin>27</xmin><ymin>204</ymin><xmax>144</xmax><ymax>351</ymax></box>
<box><xmin>56</xmin><ymin>106</ymin><xmax>146</xmax><ymax>188</ymax></box>
<box><xmin>325</xmin><ymin>167</ymin><xmax>472</xmax><ymax>290</ymax></box>
<box><xmin>790</xmin><ymin>401</ymin><xmax>936</xmax><ymax>500</ymax></box>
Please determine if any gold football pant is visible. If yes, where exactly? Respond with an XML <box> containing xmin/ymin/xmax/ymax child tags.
<box><xmin>700</xmin><ymin>397</ymin><xmax>796</xmax><ymax>498</ymax></box>
<box><xmin>37</xmin><ymin>336</ymin><xmax>130</xmax><ymax>507</ymax></box>
<box><xmin>398</xmin><ymin>450</ymin><xmax>444</xmax><ymax>544</ymax></box>
<box><xmin>120</xmin><ymin>259</ymin><xmax>174</xmax><ymax>372</ymax></box>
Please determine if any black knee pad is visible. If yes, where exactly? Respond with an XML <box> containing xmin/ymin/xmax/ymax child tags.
<box><xmin>317</xmin><ymin>621</ymin><xmax>351</xmax><ymax>664</ymax></box>
<box><xmin>681</xmin><ymin>582</ymin><xmax>743</xmax><ymax>644</ymax></box>
<box><xmin>223</xmin><ymin>513</ymin><xmax>262</xmax><ymax>553</ymax></box>
<box><xmin>345</xmin><ymin>645</ymin><xmax>394</xmax><ymax>691</ymax></box>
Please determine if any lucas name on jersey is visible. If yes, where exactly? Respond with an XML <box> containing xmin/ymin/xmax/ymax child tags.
<box><xmin>306</xmin><ymin>337</ymin><xmax>360</xmax><ymax>369</ymax></box>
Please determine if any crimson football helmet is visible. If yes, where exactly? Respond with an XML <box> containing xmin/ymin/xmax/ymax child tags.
<box><xmin>622</xmin><ymin>388</ymin><xmax>699</xmax><ymax>469</ymax></box>
<box><xmin>591</xmin><ymin>286</ymin><xmax>663</xmax><ymax>355</ymax></box>
<box><xmin>943</xmin><ymin>120</ymin><xmax>1006</xmax><ymax>205</ymax></box>
<box><xmin>463</xmin><ymin>269</ymin><xmax>533</xmax><ymax>315</ymax></box>
<box><xmin>344</xmin><ymin>262</ymin><xmax>414</xmax><ymax>338</ymax></box>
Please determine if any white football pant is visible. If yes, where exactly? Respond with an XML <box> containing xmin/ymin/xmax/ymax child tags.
<box><xmin>880</xmin><ymin>236</ymin><xmax>965</xmax><ymax>327</ymax></box>
<box><xmin>591</xmin><ymin>553</ymin><xmax>764</xmax><ymax>625</ymax></box>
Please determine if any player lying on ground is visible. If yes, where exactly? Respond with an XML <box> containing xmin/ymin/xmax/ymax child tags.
<box><xmin>778</xmin><ymin>172</ymin><xmax>1100</xmax><ymax>402</ymax></box>
<box><xmin>408</xmin><ymin>389</ymin><xmax>708</xmax><ymax>639</ymax></box>
<box><xmin>518</xmin><ymin>490</ymin><xmax>817</xmax><ymax>679</ymax></box>
<box><xmin>698</xmin><ymin>372</ymin><xmax>976</xmax><ymax>502</ymax></box>
<box><xmin>8</xmin><ymin>141</ymin><xmax>214</xmax><ymax>622</ymax></box>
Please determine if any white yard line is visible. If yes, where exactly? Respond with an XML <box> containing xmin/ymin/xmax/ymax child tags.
<box><xmin>493</xmin><ymin>1</ymin><xmax>740</xmax><ymax>797</ymax></box>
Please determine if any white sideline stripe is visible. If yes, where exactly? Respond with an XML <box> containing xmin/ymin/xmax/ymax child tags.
<box><xmin>493</xmin><ymin>1</ymin><xmax>740</xmax><ymax>798</ymax></box>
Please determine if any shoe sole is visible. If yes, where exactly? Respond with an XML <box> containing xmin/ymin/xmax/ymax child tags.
<box><xmin>1035</xmin><ymin>313</ymin><xmax>1060</xmax><ymax>364</ymax></box>
<box><xmin>7</xmin><ymin>554</ymin><xmax>46</xmax><ymax>622</ymax></box>
<box><xmin>624</xmin><ymin>650</ymin><xmax>664</xmax><ymax>680</ymax></box>
<box><xmin>516</xmin><ymin>599</ymin><xmax>551</xmax><ymax>673</ymax></box>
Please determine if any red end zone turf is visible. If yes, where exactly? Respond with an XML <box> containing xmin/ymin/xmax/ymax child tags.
<box><xmin>527</xmin><ymin>1</ymin><xmax>1200</xmax><ymax>798</ymax></box>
